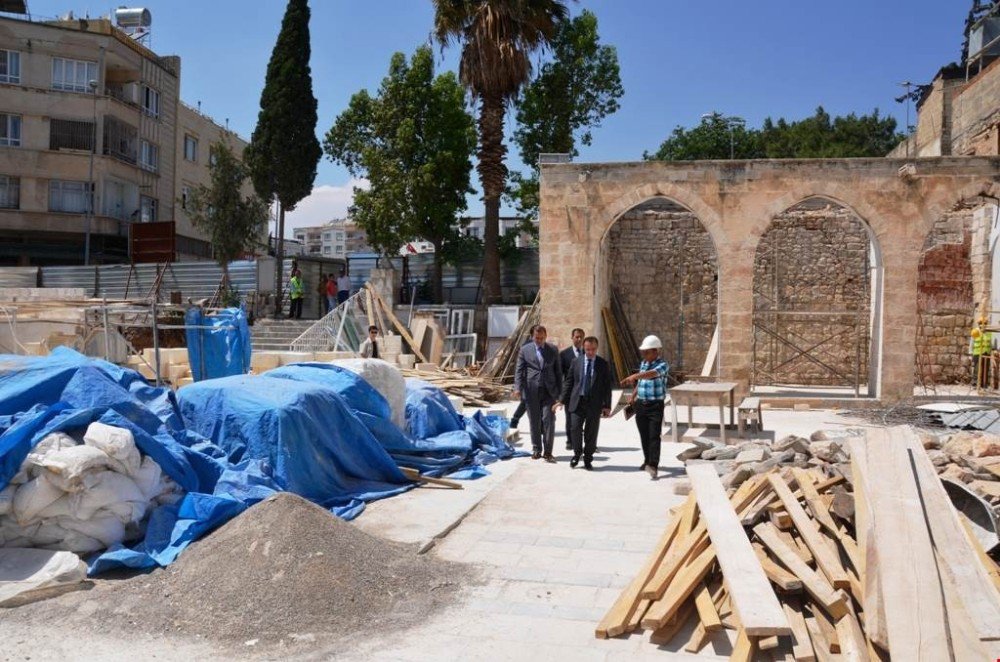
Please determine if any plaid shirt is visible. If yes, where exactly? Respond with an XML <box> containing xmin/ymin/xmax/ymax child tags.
<box><xmin>636</xmin><ymin>358</ymin><xmax>669</xmax><ymax>401</ymax></box>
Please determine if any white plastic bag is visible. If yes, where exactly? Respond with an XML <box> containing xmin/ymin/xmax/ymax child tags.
<box><xmin>330</xmin><ymin>358</ymin><xmax>407</xmax><ymax>428</ymax></box>
<box><xmin>58</xmin><ymin>515</ymin><xmax>126</xmax><ymax>547</ymax></box>
<box><xmin>69</xmin><ymin>471</ymin><xmax>144</xmax><ymax>520</ymax></box>
<box><xmin>23</xmin><ymin>432</ymin><xmax>78</xmax><ymax>477</ymax></box>
<box><xmin>35</xmin><ymin>495</ymin><xmax>73</xmax><ymax>520</ymax></box>
<box><xmin>41</xmin><ymin>531</ymin><xmax>104</xmax><ymax>555</ymax></box>
<box><xmin>101</xmin><ymin>500</ymin><xmax>147</xmax><ymax>526</ymax></box>
<box><xmin>84</xmin><ymin>422</ymin><xmax>141</xmax><ymax>477</ymax></box>
<box><xmin>0</xmin><ymin>484</ymin><xmax>15</xmax><ymax>516</ymax></box>
<box><xmin>38</xmin><ymin>445</ymin><xmax>111</xmax><ymax>492</ymax></box>
<box><xmin>133</xmin><ymin>455</ymin><xmax>163</xmax><ymax>501</ymax></box>
<box><xmin>12</xmin><ymin>475</ymin><xmax>65</xmax><ymax>524</ymax></box>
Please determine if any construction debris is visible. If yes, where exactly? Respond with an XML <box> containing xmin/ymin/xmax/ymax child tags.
<box><xmin>602</xmin><ymin>287</ymin><xmax>641</xmax><ymax>384</ymax></box>
<box><xmin>597</xmin><ymin>425</ymin><xmax>1000</xmax><ymax>660</ymax></box>
<box><xmin>477</xmin><ymin>293</ymin><xmax>539</xmax><ymax>384</ymax></box>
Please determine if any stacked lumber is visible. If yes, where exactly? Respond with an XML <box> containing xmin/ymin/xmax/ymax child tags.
<box><xmin>478</xmin><ymin>293</ymin><xmax>539</xmax><ymax>384</ymax></box>
<box><xmin>596</xmin><ymin>425</ymin><xmax>1000</xmax><ymax>660</ymax></box>
<box><xmin>602</xmin><ymin>288</ymin><xmax>640</xmax><ymax>383</ymax></box>
<box><xmin>401</xmin><ymin>365</ymin><xmax>509</xmax><ymax>407</ymax></box>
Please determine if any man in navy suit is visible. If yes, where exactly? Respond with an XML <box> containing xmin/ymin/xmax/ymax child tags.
<box><xmin>558</xmin><ymin>328</ymin><xmax>586</xmax><ymax>449</ymax></box>
<box><xmin>513</xmin><ymin>325</ymin><xmax>562</xmax><ymax>462</ymax></box>
<box><xmin>554</xmin><ymin>337</ymin><xmax>612</xmax><ymax>470</ymax></box>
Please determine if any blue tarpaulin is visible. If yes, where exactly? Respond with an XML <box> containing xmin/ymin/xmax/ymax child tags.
<box><xmin>184</xmin><ymin>307</ymin><xmax>251</xmax><ymax>382</ymax></box>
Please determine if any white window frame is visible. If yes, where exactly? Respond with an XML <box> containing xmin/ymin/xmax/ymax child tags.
<box><xmin>49</xmin><ymin>180</ymin><xmax>92</xmax><ymax>214</ymax></box>
<box><xmin>142</xmin><ymin>86</ymin><xmax>160</xmax><ymax>118</ymax></box>
<box><xmin>139</xmin><ymin>140</ymin><xmax>159</xmax><ymax>173</ymax></box>
<box><xmin>52</xmin><ymin>58</ymin><xmax>98</xmax><ymax>93</ymax></box>
<box><xmin>184</xmin><ymin>134</ymin><xmax>198</xmax><ymax>162</ymax></box>
<box><xmin>0</xmin><ymin>50</ymin><xmax>20</xmax><ymax>84</ymax></box>
<box><xmin>0</xmin><ymin>113</ymin><xmax>21</xmax><ymax>147</ymax></box>
<box><xmin>0</xmin><ymin>174</ymin><xmax>19</xmax><ymax>209</ymax></box>
<box><xmin>140</xmin><ymin>195</ymin><xmax>158</xmax><ymax>223</ymax></box>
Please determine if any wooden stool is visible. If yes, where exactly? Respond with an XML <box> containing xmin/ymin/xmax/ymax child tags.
<box><xmin>737</xmin><ymin>396</ymin><xmax>762</xmax><ymax>437</ymax></box>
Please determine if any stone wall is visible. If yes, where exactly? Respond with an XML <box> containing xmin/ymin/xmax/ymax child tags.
<box><xmin>752</xmin><ymin>201</ymin><xmax>871</xmax><ymax>387</ymax></box>
<box><xmin>952</xmin><ymin>57</ymin><xmax>1000</xmax><ymax>156</ymax></box>
<box><xmin>606</xmin><ymin>199</ymin><xmax>718</xmax><ymax>374</ymax></box>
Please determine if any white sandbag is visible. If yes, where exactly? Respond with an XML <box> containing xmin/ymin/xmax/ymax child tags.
<box><xmin>102</xmin><ymin>500</ymin><xmax>147</xmax><ymax>526</ymax></box>
<box><xmin>69</xmin><ymin>471</ymin><xmax>144</xmax><ymax>520</ymax></box>
<box><xmin>154</xmin><ymin>474</ymin><xmax>184</xmax><ymax>506</ymax></box>
<box><xmin>24</xmin><ymin>432</ymin><xmax>78</xmax><ymax>477</ymax></box>
<box><xmin>38</xmin><ymin>445</ymin><xmax>111</xmax><ymax>492</ymax></box>
<box><xmin>35</xmin><ymin>495</ymin><xmax>72</xmax><ymax>520</ymax></box>
<box><xmin>9</xmin><ymin>468</ymin><xmax>28</xmax><ymax>485</ymax></box>
<box><xmin>83</xmin><ymin>422</ymin><xmax>141</xmax><ymax>477</ymax></box>
<box><xmin>0</xmin><ymin>547</ymin><xmax>88</xmax><ymax>607</ymax></box>
<box><xmin>58</xmin><ymin>516</ymin><xmax>126</xmax><ymax>548</ymax></box>
<box><xmin>0</xmin><ymin>484</ymin><xmax>15</xmax><ymax>516</ymax></box>
<box><xmin>330</xmin><ymin>358</ymin><xmax>407</xmax><ymax>429</ymax></box>
<box><xmin>12</xmin><ymin>475</ymin><xmax>64</xmax><ymax>524</ymax></box>
<box><xmin>41</xmin><ymin>532</ymin><xmax>104</xmax><ymax>555</ymax></box>
<box><xmin>133</xmin><ymin>455</ymin><xmax>163</xmax><ymax>501</ymax></box>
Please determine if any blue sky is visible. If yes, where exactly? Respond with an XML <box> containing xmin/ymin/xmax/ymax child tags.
<box><xmin>28</xmin><ymin>1</ymin><xmax>971</xmax><ymax>234</ymax></box>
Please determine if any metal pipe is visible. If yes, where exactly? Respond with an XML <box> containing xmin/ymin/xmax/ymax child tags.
<box><xmin>102</xmin><ymin>297</ymin><xmax>110</xmax><ymax>360</ymax></box>
<box><xmin>151</xmin><ymin>299</ymin><xmax>161</xmax><ymax>386</ymax></box>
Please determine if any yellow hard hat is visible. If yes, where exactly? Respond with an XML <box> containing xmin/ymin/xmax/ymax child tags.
<box><xmin>972</xmin><ymin>328</ymin><xmax>982</xmax><ymax>339</ymax></box>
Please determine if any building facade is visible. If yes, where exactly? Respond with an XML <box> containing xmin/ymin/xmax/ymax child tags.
<box><xmin>293</xmin><ymin>219</ymin><xmax>347</xmax><ymax>259</ymax></box>
<box><xmin>462</xmin><ymin>215</ymin><xmax>538</xmax><ymax>248</ymax></box>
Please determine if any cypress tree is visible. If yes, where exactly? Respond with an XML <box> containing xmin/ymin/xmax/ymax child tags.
<box><xmin>245</xmin><ymin>0</ymin><xmax>322</xmax><ymax>317</ymax></box>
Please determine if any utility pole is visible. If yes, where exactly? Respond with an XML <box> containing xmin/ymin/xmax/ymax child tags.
<box><xmin>702</xmin><ymin>112</ymin><xmax>746</xmax><ymax>159</ymax></box>
<box><xmin>84</xmin><ymin>78</ymin><xmax>98</xmax><ymax>265</ymax></box>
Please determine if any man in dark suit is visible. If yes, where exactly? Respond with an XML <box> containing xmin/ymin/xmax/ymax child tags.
<box><xmin>558</xmin><ymin>328</ymin><xmax>586</xmax><ymax>449</ymax></box>
<box><xmin>513</xmin><ymin>325</ymin><xmax>562</xmax><ymax>462</ymax></box>
<box><xmin>554</xmin><ymin>336</ymin><xmax>612</xmax><ymax>470</ymax></box>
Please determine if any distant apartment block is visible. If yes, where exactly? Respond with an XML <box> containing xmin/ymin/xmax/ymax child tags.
<box><xmin>294</xmin><ymin>219</ymin><xmax>348</xmax><ymax>259</ymax></box>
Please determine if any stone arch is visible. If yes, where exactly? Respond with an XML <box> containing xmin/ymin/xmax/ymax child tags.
<box><xmin>597</xmin><ymin>195</ymin><xmax>721</xmax><ymax>379</ymax></box>
<box><xmin>750</xmin><ymin>195</ymin><xmax>884</xmax><ymax>396</ymax></box>
<box><xmin>598</xmin><ymin>183</ymin><xmax>726</xmax><ymax>250</ymax></box>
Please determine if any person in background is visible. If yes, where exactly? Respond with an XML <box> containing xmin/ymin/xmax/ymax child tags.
<box><xmin>559</xmin><ymin>328</ymin><xmax>586</xmax><ymax>450</ymax></box>
<box><xmin>325</xmin><ymin>274</ymin><xmax>337</xmax><ymax>314</ymax></box>
<box><xmin>288</xmin><ymin>269</ymin><xmax>304</xmax><ymax>320</ymax></box>
<box><xmin>337</xmin><ymin>269</ymin><xmax>352</xmax><ymax>304</ymax></box>
<box><xmin>554</xmin><ymin>336</ymin><xmax>612</xmax><ymax>470</ymax></box>
<box><xmin>359</xmin><ymin>325</ymin><xmax>380</xmax><ymax>359</ymax></box>
<box><xmin>316</xmin><ymin>273</ymin><xmax>329</xmax><ymax>315</ymax></box>
<box><xmin>508</xmin><ymin>325</ymin><xmax>537</xmax><ymax>429</ymax></box>
<box><xmin>513</xmin><ymin>325</ymin><xmax>562</xmax><ymax>462</ymax></box>
<box><xmin>620</xmin><ymin>335</ymin><xmax>669</xmax><ymax>480</ymax></box>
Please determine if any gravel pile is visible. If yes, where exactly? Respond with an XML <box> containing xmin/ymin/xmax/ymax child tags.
<box><xmin>6</xmin><ymin>492</ymin><xmax>470</xmax><ymax>654</ymax></box>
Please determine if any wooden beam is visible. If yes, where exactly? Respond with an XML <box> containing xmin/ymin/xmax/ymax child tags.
<box><xmin>850</xmin><ymin>435</ymin><xmax>888</xmax><ymax>651</ymax></box>
<box><xmin>684</xmin><ymin>620</ymin><xmax>712</xmax><ymax>654</ymax></box>
<box><xmin>804</xmin><ymin>617</ymin><xmax>835</xmax><ymax>662</ymax></box>
<box><xmin>850</xmin><ymin>430</ymin><xmax>950</xmax><ymax>661</ymax></box>
<box><xmin>641</xmin><ymin>544</ymin><xmax>717</xmax><ymax>630</ymax></box>
<box><xmin>398</xmin><ymin>466</ymin><xmax>463</xmax><ymax>489</ymax></box>
<box><xmin>767</xmin><ymin>474</ymin><xmax>850</xmax><ymax>590</ymax></box>
<box><xmin>731</xmin><ymin>629</ymin><xmax>757</xmax><ymax>662</ymax></box>
<box><xmin>687</xmin><ymin>464</ymin><xmax>789</xmax><ymax>636</ymax></box>
<box><xmin>753</xmin><ymin>523</ymin><xmax>848</xmax><ymax>620</ymax></box>
<box><xmin>834</xmin><ymin>607</ymin><xmax>871</xmax><ymax>662</ymax></box>
<box><xmin>693</xmin><ymin>582</ymin><xmax>722</xmax><ymax>632</ymax></box>
<box><xmin>648</xmin><ymin>602</ymin><xmax>694</xmax><ymax>646</ymax></box>
<box><xmin>753</xmin><ymin>542</ymin><xmax>803</xmax><ymax>591</ymax></box>
<box><xmin>782</xmin><ymin>598</ymin><xmax>817</xmax><ymax>662</ymax></box>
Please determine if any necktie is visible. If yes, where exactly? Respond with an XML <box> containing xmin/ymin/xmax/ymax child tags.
<box><xmin>535</xmin><ymin>345</ymin><xmax>543</xmax><ymax>367</ymax></box>
<box><xmin>583</xmin><ymin>358</ymin><xmax>592</xmax><ymax>395</ymax></box>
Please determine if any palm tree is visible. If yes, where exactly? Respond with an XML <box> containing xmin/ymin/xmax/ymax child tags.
<box><xmin>432</xmin><ymin>0</ymin><xmax>570</xmax><ymax>304</ymax></box>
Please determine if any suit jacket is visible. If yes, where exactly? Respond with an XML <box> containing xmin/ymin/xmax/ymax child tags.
<box><xmin>560</xmin><ymin>346</ymin><xmax>583</xmax><ymax>383</ymax></box>
<box><xmin>560</xmin><ymin>354</ymin><xmax>612</xmax><ymax>414</ymax></box>
<box><xmin>515</xmin><ymin>341</ymin><xmax>562</xmax><ymax>402</ymax></box>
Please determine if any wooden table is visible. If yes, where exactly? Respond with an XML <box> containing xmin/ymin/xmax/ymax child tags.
<box><xmin>668</xmin><ymin>381</ymin><xmax>738</xmax><ymax>444</ymax></box>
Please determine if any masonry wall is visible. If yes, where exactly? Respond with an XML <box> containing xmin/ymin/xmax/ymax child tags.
<box><xmin>951</xmin><ymin>58</ymin><xmax>1000</xmax><ymax>156</ymax></box>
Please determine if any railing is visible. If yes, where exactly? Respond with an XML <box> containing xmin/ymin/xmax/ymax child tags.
<box><xmin>289</xmin><ymin>290</ymin><xmax>367</xmax><ymax>353</ymax></box>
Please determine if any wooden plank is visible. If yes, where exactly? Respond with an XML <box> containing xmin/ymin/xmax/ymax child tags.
<box><xmin>701</xmin><ymin>323</ymin><xmax>719</xmax><ymax>377</ymax></box>
<box><xmin>759</xmin><ymin>634</ymin><xmax>781</xmax><ymax>651</ymax></box>
<box><xmin>693</xmin><ymin>582</ymin><xmax>723</xmax><ymax>632</ymax></box>
<box><xmin>368</xmin><ymin>286</ymin><xmax>428</xmax><ymax>363</ymax></box>
<box><xmin>753</xmin><ymin>543</ymin><xmax>803</xmax><ymax>591</ymax></box>
<box><xmin>782</xmin><ymin>598</ymin><xmax>817</xmax><ymax>662</ymax></box>
<box><xmin>901</xmin><ymin>428</ymin><xmax>1000</xmax><ymax>642</ymax></box>
<box><xmin>804</xmin><ymin>617</ymin><xmax>835</xmax><ymax>662</ymax></box>
<box><xmin>684</xmin><ymin>620</ymin><xmax>712</xmax><ymax>654</ymax></box>
<box><xmin>687</xmin><ymin>464</ymin><xmax>790</xmax><ymax>636</ymax></box>
<box><xmin>960</xmin><ymin>515</ymin><xmax>1000</xmax><ymax>592</ymax></box>
<box><xmin>753</xmin><ymin>523</ymin><xmax>847</xmax><ymax>620</ymax></box>
<box><xmin>790</xmin><ymin>468</ymin><xmax>841</xmax><ymax>537</ymax></box>
<box><xmin>834</xmin><ymin>608</ymin><xmax>871</xmax><ymax>662</ymax></box>
<box><xmin>767</xmin><ymin>474</ymin><xmax>850</xmax><ymax>590</ymax></box>
<box><xmin>595</xmin><ymin>495</ymin><xmax>695</xmax><ymax>638</ymax></box>
<box><xmin>851</xmin><ymin>430</ymin><xmax>950</xmax><ymax>662</ymax></box>
<box><xmin>776</xmin><ymin>529</ymin><xmax>812</xmax><ymax>565</ymax></box>
<box><xmin>770</xmin><ymin>509</ymin><xmax>794</xmax><ymax>530</ymax></box>
<box><xmin>850</xmin><ymin>436</ymin><xmax>888</xmax><ymax>652</ymax></box>
<box><xmin>648</xmin><ymin>602</ymin><xmax>694</xmax><ymax>646</ymax></box>
<box><xmin>731</xmin><ymin>629</ymin><xmax>757</xmax><ymax>662</ymax></box>
<box><xmin>641</xmin><ymin>544</ymin><xmax>717</xmax><ymax>630</ymax></box>
<box><xmin>398</xmin><ymin>466</ymin><xmax>463</xmax><ymax>490</ymax></box>
<box><xmin>812</xmin><ymin>606</ymin><xmax>840</xmax><ymax>654</ymax></box>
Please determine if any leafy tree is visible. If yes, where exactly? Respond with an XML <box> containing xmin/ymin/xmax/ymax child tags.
<box><xmin>187</xmin><ymin>141</ymin><xmax>270</xmax><ymax>289</ymax></box>
<box><xmin>324</xmin><ymin>46</ymin><xmax>476</xmax><ymax>302</ymax></box>
<box><xmin>510</xmin><ymin>9</ymin><xmax>623</xmax><ymax>218</ymax></box>
<box><xmin>432</xmin><ymin>0</ymin><xmax>570</xmax><ymax>304</ymax></box>
<box><xmin>244</xmin><ymin>0</ymin><xmax>321</xmax><ymax>315</ymax></box>
<box><xmin>645</xmin><ymin>107</ymin><xmax>904</xmax><ymax>161</ymax></box>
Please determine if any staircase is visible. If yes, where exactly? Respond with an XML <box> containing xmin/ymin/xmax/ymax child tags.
<box><xmin>251</xmin><ymin>318</ymin><xmax>317</xmax><ymax>351</ymax></box>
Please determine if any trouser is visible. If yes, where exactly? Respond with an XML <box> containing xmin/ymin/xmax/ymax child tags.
<box><xmin>635</xmin><ymin>399</ymin><xmax>664</xmax><ymax>468</ymax></box>
<box><xmin>570</xmin><ymin>401</ymin><xmax>601</xmax><ymax>461</ymax></box>
<box><xmin>525</xmin><ymin>391</ymin><xmax>555</xmax><ymax>455</ymax></box>
<box><xmin>564</xmin><ymin>407</ymin><xmax>572</xmax><ymax>446</ymax></box>
<box><xmin>338</xmin><ymin>290</ymin><xmax>350</xmax><ymax>304</ymax></box>
<box><xmin>326</xmin><ymin>295</ymin><xmax>337</xmax><ymax>313</ymax></box>
<box><xmin>289</xmin><ymin>297</ymin><xmax>303</xmax><ymax>319</ymax></box>
<box><xmin>976</xmin><ymin>354</ymin><xmax>991</xmax><ymax>389</ymax></box>
<box><xmin>510</xmin><ymin>399</ymin><xmax>526</xmax><ymax>424</ymax></box>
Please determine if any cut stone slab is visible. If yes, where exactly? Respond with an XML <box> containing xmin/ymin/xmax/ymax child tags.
<box><xmin>972</xmin><ymin>437</ymin><xmax>1000</xmax><ymax>458</ymax></box>
<box><xmin>773</xmin><ymin>435</ymin><xmax>810</xmax><ymax>454</ymax></box>
<box><xmin>677</xmin><ymin>438</ymin><xmax>722</xmax><ymax>461</ymax></box>
<box><xmin>702</xmin><ymin>445</ymin><xmax>740</xmax><ymax>461</ymax></box>
<box><xmin>721</xmin><ymin>465</ymin><xmax>755</xmax><ymax>490</ymax></box>
<box><xmin>735</xmin><ymin>448</ymin><xmax>769</xmax><ymax>464</ymax></box>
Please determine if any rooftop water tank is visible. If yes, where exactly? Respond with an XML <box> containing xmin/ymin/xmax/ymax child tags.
<box><xmin>114</xmin><ymin>7</ymin><xmax>152</xmax><ymax>28</ymax></box>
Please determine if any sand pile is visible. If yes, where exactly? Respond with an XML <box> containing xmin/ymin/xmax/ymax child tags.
<box><xmin>7</xmin><ymin>492</ymin><xmax>470</xmax><ymax>653</ymax></box>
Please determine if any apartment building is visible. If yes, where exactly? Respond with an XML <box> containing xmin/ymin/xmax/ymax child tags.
<box><xmin>462</xmin><ymin>216</ymin><xmax>538</xmax><ymax>248</ymax></box>
<box><xmin>294</xmin><ymin>219</ymin><xmax>347</xmax><ymax>259</ymax></box>
<box><xmin>0</xmin><ymin>11</ymin><xmax>250</xmax><ymax>265</ymax></box>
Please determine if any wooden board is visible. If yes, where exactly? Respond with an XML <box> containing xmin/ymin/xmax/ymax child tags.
<box><xmin>834</xmin><ymin>607</ymin><xmax>871</xmax><ymax>662</ymax></box>
<box><xmin>693</xmin><ymin>582</ymin><xmax>722</xmax><ymax>631</ymax></box>
<box><xmin>752</xmin><ymin>523</ymin><xmax>847</xmax><ymax>620</ymax></box>
<box><xmin>641</xmin><ymin>544</ymin><xmax>717</xmax><ymax>629</ymax></box>
<box><xmin>687</xmin><ymin>464</ymin><xmax>789</xmax><ymax>636</ymax></box>
<box><xmin>753</xmin><ymin>543</ymin><xmax>803</xmax><ymax>591</ymax></box>
<box><xmin>782</xmin><ymin>598</ymin><xmax>817</xmax><ymax>662</ymax></box>
<box><xmin>368</xmin><ymin>286</ymin><xmax>428</xmax><ymax>363</ymax></box>
<box><xmin>853</xmin><ymin>429</ymin><xmax>950</xmax><ymax>661</ymax></box>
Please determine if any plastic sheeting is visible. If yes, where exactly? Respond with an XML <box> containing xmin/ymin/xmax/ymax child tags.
<box><xmin>184</xmin><ymin>307</ymin><xmax>252</xmax><ymax>382</ymax></box>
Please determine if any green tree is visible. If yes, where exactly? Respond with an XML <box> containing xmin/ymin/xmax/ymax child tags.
<box><xmin>187</xmin><ymin>141</ymin><xmax>270</xmax><ymax>290</ymax></box>
<box><xmin>644</xmin><ymin>112</ymin><xmax>761</xmax><ymax>161</ymax></box>
<box><xmin>324</xmin><ymin>46</ymin><xmax>476</xmax><ymax>302</ymax></box>
<box><xmin>244</xmin><ymin>0</ymin><xmax>322</xmax><ymax>316</ymax></box>
<box><xmin>510</xmin><ymin>9</ymin><xmax>623</xmax><ymax>219</ymax></box>
<box><xmin>432</xmin><ymin>0</ymin><xmax>570</xmax><ymax>304</ymax></box>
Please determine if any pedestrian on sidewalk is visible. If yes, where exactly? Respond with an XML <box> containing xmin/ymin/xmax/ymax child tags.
<box><xmin>554</xmin><ymin>336</ymin><xmax>612</xmax><ymax>470</ymax></box>
<box><xmin>620</xmin><ymin>335</ymin><xmax>669</xmax><ymax>480</ymax></box>
<box><xmin>508</xmin><ymin>325</ymin><xmax>537</xmax><ymax>429</ymax></box>
<box><xmin>359</xmin><ymin>325</ymin><xmax>380</xmax><ymax>359</ymax></box>
<box><xmin>513</xmin><ymin>325</ymin><xmax>562</xmax><ymax>462</ymax></box>
<box><xmin>288</xmin><ymin>269</ymin><xmax>304</xmax><ymax>319</ymax></box>
<box><xmin>337</xmin><ymin>269</ymin><xmax>352</xmax><ymax>304</ymax></box>
<box><xmin>559</xmin><ymin>327</ymin><xmax>586</xmax><ymax>450</ymax></box>
<box><xmin>325</xmin><ymin>274</ymin><xmax>337</xmax><ymax>314</ymax></box>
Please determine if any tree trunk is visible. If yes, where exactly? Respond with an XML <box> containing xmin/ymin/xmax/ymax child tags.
<box><xmin>477</xmin><ymin>93</ymin><xmax>506</xmax><ymax>305</ymax></box>
<box><xmin>432</xmin><ymin>239</ymin><xmax>444</xmax><ymax>304</ymax></box>
<box><xmin>274</xmin><ymin>200</ymin><xmax>285</xmax><ymax>319</ymax></box>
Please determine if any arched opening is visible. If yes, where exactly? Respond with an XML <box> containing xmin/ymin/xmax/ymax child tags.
<box><xmin>751</xmin><ymin>197</ymin><xmax>882</xmax><ymax>397</ymax></box>
<box><xmin>600</xmin><ymin>197</ymin><xmax>719</xmax><ymax>380</ymax></box>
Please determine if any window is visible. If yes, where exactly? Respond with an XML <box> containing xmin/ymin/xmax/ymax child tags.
<box><xmin>335</xmin><ymin>244</ymin><xmax>344</xmax><ymax>254</ymax></box>
<box><xmin>322</xmin><ymin>245</ymin><xmax>331</xmax><ymax>254</ymax></box>
<box><xmin>52</xmin><ymin>58</ymin><xmax>98</xmax><ymax>93</ymax></box>
<box><xmin>49</xmin><ymin>180</ymin><xmax>91</xmax><ymax>214</ymax></box>
<box><xmin>181</xmin><ymin>185</ymin><xmax>191</xmax><ymax>210</ymax></box>
<box><xmin>208</xmin><ymin>151</ymin><xmax>217</xmax><ymax>166</ymax></box>
<box><xmin>0</xmin><ymin>50</ymin><xmax>20</xmax><ymax>84</ymax></box>
<box><xmin>335</xmin><ymin>231</ymin><xmax>344</xmax><ymax>240</ymax></box>
<box><xmin>0</xmin><ymin>113</ymin><xmax>20</xmax><ymax>147</ymax></box>
<box><xmin>140</xmin><ymin>195</ymin><xmax>157</xmax><ymax>222</ymax></box>
<box><xmin>141</xmin><ymin>86</ymin><xmax>159</xmax><ymax>118</ymax></box>
<box><xmin>49</xmin><ymin>119</ymin><xmax>93</xmax><ymax>151</ymax></box>
<box><xmin>0</xmin><ymin>175</ymin><xmax>19</xmax><ymax>209</ymax></box>
<box><xmin>183</xmin><ymin>134</ymin><xmax>198</xmax><ymax>161</ymax></box>
<box><xmin>103</xmin><ymin>116</ymin><xmax>138</xmax><ymax>163</ymax></box>
<box><xmin>139</xmin><ymin>140</ymin><xmax>159</xmax><ymax>172</ymax></box>
<box><xmin>322</xmin><ymin>232</ymin><xmax>331</xmax><ymax>241</ymax></box>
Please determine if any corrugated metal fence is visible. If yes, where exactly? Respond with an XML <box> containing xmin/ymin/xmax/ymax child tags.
<box><xmin>38</xmin><ymin>261</ymin><xmax>259</xmax><ymax>301</ymax></box>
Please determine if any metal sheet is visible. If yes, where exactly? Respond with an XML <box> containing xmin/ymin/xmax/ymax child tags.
<box><xmin>0</xmin><ymin>267</ymin><xmax>40</xmax><ymax>288</ymax></box>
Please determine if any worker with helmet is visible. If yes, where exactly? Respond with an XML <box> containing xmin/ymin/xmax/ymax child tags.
<box><xmin>972</xmin><ymin>316</ymin><xmax>993</xmax><ymax>388</ymax></box>
<box><xmin>621</xmin><ymin>335</ymin><xmax>669</xmax><ymax>480</ymax></box>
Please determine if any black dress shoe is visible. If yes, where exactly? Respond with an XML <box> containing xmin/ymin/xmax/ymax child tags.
<box><xmin>639</xmin><ymin>463</ymin><xmax>647</xmax><ymax>471</ymax></box>
<box><xmin>569</xmin><ymin>456</ymin><xmax>580</xmax><ymax>468</ymax></box>
<box><xmin>543</xmin><ymin>454</ymin><xmax>556</xmax><ymax>463</ymax></box>
<box><xmin>531</xmin><ymin>451</ymin><xmax>541</xmax><ymax>460</ymax></box>
<box><xmin>584</xmin><ymin>460</ymin><xmax>593</xmax><ymax>471</ymax></box>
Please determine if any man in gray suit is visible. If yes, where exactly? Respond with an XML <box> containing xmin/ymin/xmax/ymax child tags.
<box><xmin>554</xmin><ymin>336</ymin><xmax>612</xmax><ymax>470</ymax></box>
<box><xmin>513</xmin><ymin>325</ymin><xmax>562</xmax><ymax>462</ymax></box>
